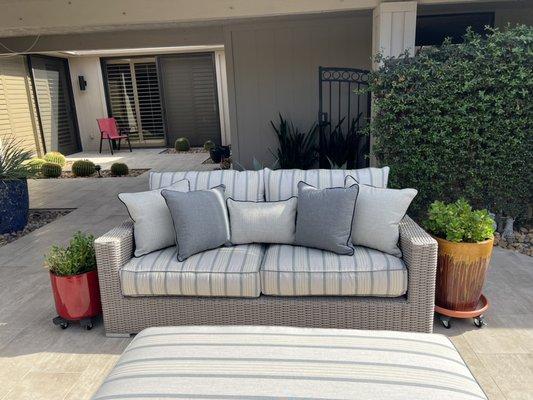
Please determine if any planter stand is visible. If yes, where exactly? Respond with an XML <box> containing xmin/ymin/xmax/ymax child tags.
<box><xmin>435</xmin><ymin>294</ymin><xmax>489</xmax><ymax>329</ymax></box>
<box><xmin>53</xmin><ymin>315</ymin><xmax>94</xmax><ymax>330</ymax></box>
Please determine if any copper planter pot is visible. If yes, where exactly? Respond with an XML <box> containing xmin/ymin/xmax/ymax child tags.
<box><xmin>434</xmin><ymin>236</ymin><xmax>494</xmax><ymax>311</ymax></box>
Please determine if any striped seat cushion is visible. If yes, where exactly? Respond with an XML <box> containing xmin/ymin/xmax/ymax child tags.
<box><xmin>149</xmin><ymin>170</ymin><xmax>264</xmax><ymax>201</ymax></box>
<box><xmin>261</xmin><ymin>244</ymin><xmax>407</xmax><ymax>296</ymax></box>
<box><xmin>264</xmin><ymin>166</ymin><xmax>389</xmax><ymax>201</ymax></box>
<box><xmin>92</xmin><ymin>325</ymin><xmax>488</xmax><ymax>400</ymax></box>
<box><xmin>119</xmin><ymin>244</ymin><xmax>264</xmax><ymax>297</ymax></box>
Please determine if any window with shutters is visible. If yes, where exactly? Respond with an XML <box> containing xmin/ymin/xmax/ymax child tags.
<box><xmin>103</xmin><ymin>58</ymin><xmax>165</xmax><ymax>144</ymax></box>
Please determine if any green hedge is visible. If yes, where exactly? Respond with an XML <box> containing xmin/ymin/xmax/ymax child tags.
<box><xmin>366</xmin><ymin>25</ymin><xmax>532</xmax><ymax>220</ymax></box>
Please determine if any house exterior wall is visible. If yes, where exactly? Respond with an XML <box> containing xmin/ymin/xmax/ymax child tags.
<box><xmin>67</xmin><ymin>57</ymin><xmax>108</xmax><ymax>151</ymax></box>
<box><xmin>225</xmin><ymin>13</ymin><xmax>373</xmax><ymax>168</ymax></box>
<box><xmin>0</xmin><ymin>56</ymin><xmax>43</xmax><ymax>156</ymax></box>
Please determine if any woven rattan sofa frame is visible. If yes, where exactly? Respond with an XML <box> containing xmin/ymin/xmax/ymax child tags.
<box><xmin>95</xmin><ymin>216</ymin><xmax>437</xmax><ymax>336</ymax></box>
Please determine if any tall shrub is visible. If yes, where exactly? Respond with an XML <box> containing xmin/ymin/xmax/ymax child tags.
<box><xmin>366</xmin><ymin>25</ymin><xmax>532</xmax><ymax>221</ymax></box>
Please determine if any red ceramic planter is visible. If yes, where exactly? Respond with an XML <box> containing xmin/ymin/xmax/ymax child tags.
<box><xmin>50</xmin><ymin>270</ymin><xmax>102</xmax><ymax>321</ymax></box>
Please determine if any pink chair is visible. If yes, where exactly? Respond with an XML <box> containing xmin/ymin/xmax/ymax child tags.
<box><xmin>97</xmin><ymin>118</ymin><xmax>132</xmax><ymax>155</ymax></box>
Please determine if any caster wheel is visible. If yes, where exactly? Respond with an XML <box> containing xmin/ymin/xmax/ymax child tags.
<box><xmin>439</xmin><ymin>315</ymin><xmax>452</xmax><ymax>329</ymax></box>
<box><xmin>53</xmin><ymin>316</ymin><xmax>69</xmax><ymax>329</ymax></box>
<box><xmin>80</xmin><ymin>318</ymin><xmax>93</xmax><ymax>331</ymax></box>
<box><xmin>473</xmin><ymin>315</ymin><xmax>486</xmax><ymax>328</ymax></box>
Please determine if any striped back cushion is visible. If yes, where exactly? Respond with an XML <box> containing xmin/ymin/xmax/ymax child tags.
<box><xmin>264</xmin><ymin>167</ymin><xmax>389</xmax><ymax>201</ymax></box>
<box><xmin>149</xmin><ymin>170</ymin><xmax>265</xmax><ymax>201</ymax></box>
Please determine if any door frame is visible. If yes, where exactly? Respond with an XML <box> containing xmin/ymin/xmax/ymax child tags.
<box><xmin>27</xmin><ymin>54</ymin><xmax>82</xmax><ymax>154</ymax></box>
<box><xmin>100</xmin><ymin>56</ymin><xmax>167</xmax><ymax>146</ymax></box>
<box><xmin>156</xmin><ymin>52</ymin><xmax>222</xmax><ymax>148</ymax></box>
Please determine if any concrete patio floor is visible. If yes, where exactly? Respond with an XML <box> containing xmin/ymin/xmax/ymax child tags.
<box><xmin>0</xmin><ymin>150</ymin><xmax>531</xmax><ymax>399</ymax></box>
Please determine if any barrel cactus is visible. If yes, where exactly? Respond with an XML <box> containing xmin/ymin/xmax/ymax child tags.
<box><xmin>25</xmin><ymin>158</ymin><xmax>46</xmax><ymax>174</ymax></box>
<box><xmin>43</xmin><ymin>151</ymin><xmax>66</xmax><ymax>167</ymax></box>
<box><xmin>41</xmin><ymin>162</ymin><xmax>62</xmax><ymax>178</ymax></box>
<box><xmin>71</xmin><ymin>159</ymin><xmax>96</xmax><ymax>177</ymax></box>
<box><xmin>174</xmin><ymin>137</ymin><xmax>190</xmax><ymax>152</ymax></box>
<box><xmin>110</xmin><ymin>162</ymin><xmax>129</xmax><ymax>176</ymax></box>
<box><xmin>203</xmin><ymin>140</ymin><xmax>216</xmax><ymax>152</ymax></box>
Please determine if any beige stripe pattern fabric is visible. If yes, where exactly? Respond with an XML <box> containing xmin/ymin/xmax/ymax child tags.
<box><xmin>149</xmin><ymin>170</ymin><xmax>265</xmax><ymax>201</ymax></box>
<box><xmin>92</xmin><ymin>325</ymin><xmax>488</xmax><ymax>400</ymax></box>
<box><xmin>120</xmin><ymin>244</ymin><xmax>264</xmax><ymax>297</ymax></box>
<box><xmin>261</xmin><ymin>245</ymin><xmax>407</xmax><ymax>296</ymax></box>
<box><xmin>264</xmin><ymin>166</ymin><xmax>390</xmax><ymax>201</ymax></box>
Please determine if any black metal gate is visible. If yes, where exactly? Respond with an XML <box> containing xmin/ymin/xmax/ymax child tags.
<box><xmin>318</xmin><ymin>66</ymin><xmax>371</xmax><ymax>168</ymax></box>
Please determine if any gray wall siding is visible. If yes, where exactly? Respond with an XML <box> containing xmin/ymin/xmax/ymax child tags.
<box><xmin>225</xmin><ymin>14</ymin><xmax>372</xmax><ymax>168</ymax></box>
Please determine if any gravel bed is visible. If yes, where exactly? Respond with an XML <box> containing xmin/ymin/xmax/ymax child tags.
<box><xmin>0</xmin><ymin>209</ymin><xmax>74</xmax><ymax>248</ymax></box>
<box><xmin>36</xmin><ymin>168</ymin><xmax>150</xmax><ymax>179</ymax></box>
<box><xmin>160</xmin><ymin>147</ymin><xmax>207</xmax><ymax>154</ymax></box>
<box><xmin>494</xmin><ymin>228</ymin><xmax>532</xmax><ymax>257</ymax></box>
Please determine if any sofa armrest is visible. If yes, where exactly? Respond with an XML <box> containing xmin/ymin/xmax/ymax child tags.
<box><xmin>399</xmin><ymin>216</ymin><xmax>437</xmax><ymax>304</ymax></box>
<box><xmin>95</xmin><ymin>220</ymin><xmax>134</xmax><ymax>330</ymax></box>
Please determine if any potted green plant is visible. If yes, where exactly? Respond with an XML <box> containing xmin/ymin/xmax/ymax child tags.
<box><xmin>45</xmin><ymin>231</ymin><xmax>101</xmax><ymax>330</ymax></box>
<box><xmin>0</xmin><ymin>135</ymin><xmax>36</xmax><ymax>234</ymax></box>
<box><xmin>424</xmin><ymin>199</ymin><xmax>495</xmax><ymax>314</ymax></box>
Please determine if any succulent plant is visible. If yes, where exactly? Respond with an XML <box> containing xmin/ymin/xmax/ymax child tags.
<box><xmin>174</xmin><ymin>137</ymin><xmax>190</xmax><ymax>152</ymax></box>
<box><xmin>71</xmin><ymin>159</ymin><xmax>96</xmax><ymax>177</ymax></box>
<box><xmin>41</xmin><ymin>162</ymin><xmax>62</xmax><ymax>178</ymax></box>
<box><xmin>25</xmin><ymin>158</ymin><xmax>46</xmax><ymax>174</ymax></box>
<box><xmin>203</xmin><ymin>140</ymin><xmax>216</xmax><ymax>152</ymax></box>
<box><xmin>110</xmin><ymin>162</ymin><xmax>129</xmax><ymax>176</ymax></box>
<box><xmin>43</xmin><ymin>151</ymin><xmax>66</xmax><ymax>167</ymax></box>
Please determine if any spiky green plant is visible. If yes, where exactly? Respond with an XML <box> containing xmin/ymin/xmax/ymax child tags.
<box><xmin>71</xmin><ymin>159</ymin><xmax>96</xmax><ymax>177</ymax></box>
<box><xmin>41</xmin><ymin>162</ymin><xmax>62</xmax><ymax>178</ymax></box>
<box><xmin>110</xmin><ymin>162</ymin><xmax>129</xmax><ymax>176</ymax></box>
<box><xmin>0</xmin><ymin>135</ymin><xmax>35</xmax><ymax>180</ymax></box>
<box><xmin>323</xmin><ymin>113</ymin><xmax>365</xmax><ymax>169</ymax></box>
<box><xmin>270</xmin><ymin>114</ymin><xmax>318</xmax><ymax>169</ymax></box>
<box><xmin>203</xmin><ymin>140</ymin><xmax>216</xmax><ymax>152</ymax></box>
<box><xmin>45</xmin><ymin>231</ymin><xmax>96</xmax><ymax>276</ymax></box>
<box><xmin>43</xmin><ymin>151</ymin><xmax>66</xmax><ymax>167</ymax></box>
<box><xmin>24</xmin><ymin>158</ymin><xmax>46</xmax><ymax>175</ymax></box>
<box><xmin>174</xmin><ymin>137</ymin><xmax>190</xmax><ymax>152</ymax></box>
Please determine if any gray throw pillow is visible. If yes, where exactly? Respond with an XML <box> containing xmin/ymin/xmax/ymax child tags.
<box><xmin>294</xmin><ymin>181</ymin><xmax>358</xmax><ymax>255</ymax></box>
<box><xmin>345</xmin><ymin>175</ymin><xmax>417</xmax><ymax>257</ymax></box>
<box><xmin>118</xmin><ymin>179</ymin><xmax>190</xmax><ymax>257</ymax></box>
<box><xmin>161</xmin><ymin>185</ymin><xmax>230</xmax><ymax>261</ymax></box>
<box><xmin>227</xmin><ymin>197</ymin><xmax>297</xmax><ymax>245</ymax></box>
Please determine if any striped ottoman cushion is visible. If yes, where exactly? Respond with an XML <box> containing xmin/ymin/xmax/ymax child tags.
<box><xmin>260</xmin><ymin>245</ymin><xmax>408</xmax><ymax>296</ymax></box>
<box><xmin>149</xmin><ymin>170</ymin><xmax>265</xmax><ymax>201</ymax></box>
<box><xmin>264</xmin><ymin>166</ymin><xmax>389</xmax><ymax>201</ymax></box>
<box><xmin>92</xmin><ymin>325</ymin><xmax>487</xmax><ymax>400</ymax></box>
<box><xmin>119</xmin><ymin>244</ymin><xmax>264</xmax><ymax>297</ymax></box>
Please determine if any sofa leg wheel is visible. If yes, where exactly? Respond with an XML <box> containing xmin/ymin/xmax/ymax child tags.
<box><xmin>439</xmin><ymin>315</ymin><xmax>451</xmax><ymax>329</ymax></box>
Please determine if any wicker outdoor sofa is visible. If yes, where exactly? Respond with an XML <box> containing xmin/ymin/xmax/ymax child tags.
<box><xmin>95</xmin><ymin>167</ymin><xmax>438</xmax><ymax>336</ymax></box>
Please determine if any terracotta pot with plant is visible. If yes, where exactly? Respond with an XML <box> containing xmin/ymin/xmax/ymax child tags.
<box><xmin>424</xmin><ymin>199</ymin><xmax>495</xmax><ymax>313</ymax></box>
<box><xmin>45</xmin><ymin>231</ymin><xmax>101</xmax><ymax>330</ymax></box>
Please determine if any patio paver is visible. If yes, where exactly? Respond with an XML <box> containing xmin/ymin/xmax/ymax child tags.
<box><xmin>0</xmin><ymin>150</ymin><xmax>531</xmax><ymax>399</ymax></box>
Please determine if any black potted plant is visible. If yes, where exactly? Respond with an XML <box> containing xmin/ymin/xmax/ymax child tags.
<box><xmin>0</xmin><ymin>135</ymin><xmax>36</xmax><ymax>234</ymax></box>
<box><xmin>210</xmin><ymin>144</ymin><xmax>231</xmax><ymax>163</ymax></box>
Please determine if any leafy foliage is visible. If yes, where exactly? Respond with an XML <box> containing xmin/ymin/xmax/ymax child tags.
<box><xmin>45</xmin><ymin>231</ymin><xmax>96</xmax><ymax>276</ymax></box>
<box><xmin>0</xmin><ymin>135</ymin><xmax>35</xmax><ymax>180</ymax></box>
<box><xmin>424</xmin><ymin>199</ymin><xmax>495</xmax><ymax>243</ymax></box>
<box><xmin>366</xmin><ymin>25</ymin><xmax>533</xmax><ymax>219</ymax></box>
<box><xmin>43</xmin><ymin>151</ymin><xmax>66</xmax><ymax>167</ymax></box>
<box><xmin>110</xmin><ymin>162</ymin><xmax>129</xmax><ymax>176</ymax></box>
<box><xmin>41</xmin><ymin>162</ymin><xmax>62</xmax><ymax>178</ymax></box>
<box><xmin>270</xmin><ymin>113</ymin><xmax>318</xmax><ymax>169</ymax></box>
<box><xmin>323</xmin><ymin>114</ymin><xmax>364</xmax><ymax>169</ymax></box>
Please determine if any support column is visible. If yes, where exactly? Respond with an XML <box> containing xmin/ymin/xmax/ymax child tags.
<box><xmin>372</xmin><ymin>1</ymin><xmax>417</xmax><ymax>68</ymax></box>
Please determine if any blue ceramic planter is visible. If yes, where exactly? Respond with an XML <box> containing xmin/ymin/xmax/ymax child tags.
<box><xmin>0</xmin><ymin>179</ymin><xmax>29</xmax><ymax>234</ymax></box>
